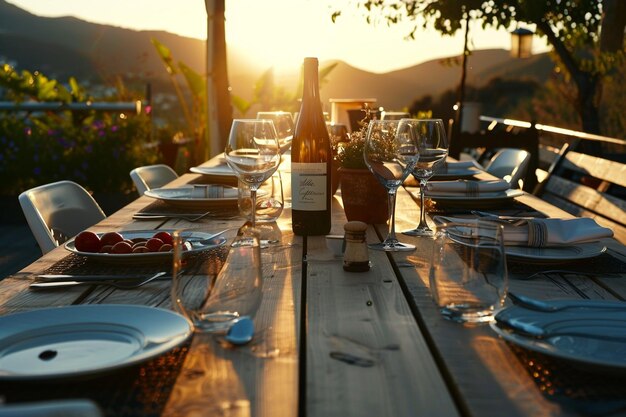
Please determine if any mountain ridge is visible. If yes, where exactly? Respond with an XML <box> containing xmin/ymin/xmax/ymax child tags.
<box><xmin>0</xmin><ymin>0</ymin><xmax>553</xmax><ymax>112</ymax></box>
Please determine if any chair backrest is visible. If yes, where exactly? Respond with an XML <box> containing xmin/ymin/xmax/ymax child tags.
<box><xmin>533</xmin><ymin>143</ymin><xmax>626</xmax><ymax>244</ymax></box>
<box><xmin>18</xmin><ymin>180</ymin><xmax>106</xmax><ymax>254</ymax></box>
<box><xmin>484</xmin><ymin>148</ymin><xmax>531</xmax><ymax>189</ymax></box>
<box><xmin>130</xmin><ymin>164</ymin><xmax>178</xmax><ymax>195</ymax></box>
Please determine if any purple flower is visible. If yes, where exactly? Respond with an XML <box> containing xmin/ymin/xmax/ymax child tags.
<box><xmin>33</xmin><ymin>167</ymin><xmax>41</xmax><ymax>175</ymax></box>
<box><xmin>111</xmin><ymin>125</ymin><xmax>119</xmax><ymax>132</ymax></box>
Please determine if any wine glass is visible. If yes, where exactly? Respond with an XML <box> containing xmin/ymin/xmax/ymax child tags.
<box><xmin>363</xmin><ymin>119</ymin><xmax>418</xmax><ymax>251</ymax></box>
<box><xmin>225</xmin><ymin>119</ymin><xmax>281</xmax><ymax>230</ymax></box>
<box><xmin>256</xmin><ymin>111</ymin><xmax>294</xmax><ymax>154</ymax></box>
<box><xmin>400</xmin><ymin>119</ymin><xmax>449</xmax><ymax>237</ymax></box>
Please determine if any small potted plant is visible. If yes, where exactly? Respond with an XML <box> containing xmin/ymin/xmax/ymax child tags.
<box><xmin>335</xmin><ymin>111</ymin><xmax>389</xmax><ymax>224</ymax></box>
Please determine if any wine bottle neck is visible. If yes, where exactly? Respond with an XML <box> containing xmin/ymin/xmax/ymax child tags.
<box><xmin>301</xmin><ymin>58</ymin><xmax>322</xmax><ymax>111</ymax></box>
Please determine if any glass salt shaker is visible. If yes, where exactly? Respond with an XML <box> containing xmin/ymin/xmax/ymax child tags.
<box><xmin>343</xmin><ymin>221</ymin><xmax>370</xmax><ymax>272</ymax></box>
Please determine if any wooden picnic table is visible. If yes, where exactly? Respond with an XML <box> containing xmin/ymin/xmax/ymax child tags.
<box><xmin>1</xmin><ymin>160</ymin><xmax>625</xmax><ymax>417</ymax></box>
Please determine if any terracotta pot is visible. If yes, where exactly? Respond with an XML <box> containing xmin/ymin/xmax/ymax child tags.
<box><xmin>331</xmin><ymin>159</ymin><xmax>341</xmax><ymax>195</ymax></box>
<box><xmin>339</xmin><ymin>167</ymin><xmax>389</xmax><ymax>224</ymax></box>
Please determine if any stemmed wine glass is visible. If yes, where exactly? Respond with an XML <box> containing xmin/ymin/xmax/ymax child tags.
<box><xmin>363</xmin><ymin>119</ymin><xmax>419</xmax><ymax>251</ymax></box>
<box><xmin>225</xmin><ymin>119</ymin><xmax>281</xmax><ymax>230</ymax></box>
<box><xmin>400</xmin><ymin>119</ymin><xmax>449</xmax><ymax>237</ymax></box>
<box><xmin>256</xmin><ymin>111</ymin><xmax>294</xmax><ymax>154</ymax></box>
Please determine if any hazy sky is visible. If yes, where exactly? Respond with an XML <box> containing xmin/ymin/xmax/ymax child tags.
<box><xmin>7</xmin><ymin>0</ymin><xmax>548</xmax><ymax>73</ymax></box>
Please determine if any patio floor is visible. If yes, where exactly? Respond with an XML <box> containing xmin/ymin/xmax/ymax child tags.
<box><xmin>0</xmin><ymin>223</ymin><xmax>41</xmax><ymax>279</ymax></box>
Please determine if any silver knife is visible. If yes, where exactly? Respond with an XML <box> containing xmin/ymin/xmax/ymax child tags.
<box><xmin>31</xmin><ymin>281</ymin><xmax>98</xmax><ymax>288</ymax></box>
<box><xmin>35</xmin><ymin>274</ymin><xmax>169</xmax><ymax>282</ymax></box>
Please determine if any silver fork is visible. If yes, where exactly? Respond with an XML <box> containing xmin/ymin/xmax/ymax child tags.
<box><xmin>30</xmin><ymin>271</ymin><xmax>167</xmax><ymax>290</ymax></box>
<box><xmin>132</xmin><ymin>211</ymin><xmax>213</xmax><ymax>222</ymax></box>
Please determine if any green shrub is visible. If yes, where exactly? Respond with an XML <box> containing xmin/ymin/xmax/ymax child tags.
<box><xmin>0</xmin><ymin>112</ymin><xmax>157</xmax><ymax>195</ymax></box>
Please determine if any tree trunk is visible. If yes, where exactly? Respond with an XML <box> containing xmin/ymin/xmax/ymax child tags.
<box><xmin>577</xmin><ymin>72</ymin><xmax>601</xmax><ymax>135</ymax></box>
<box><xmin>600</xmin><ymin>0</ymin><xmax>626</xmax><ymax>53</ymax></box>
<box><xmin>205</xmin><ymin>0</ymin><xmax>233</xmax><ymax>158</ymax></box>
<box><xmin>212</xmin><ymin>0</ymin><xmax>233</xmax><ymax>147</ymax></box>
<box><xmin>536</xmin><ymin>20</ymin><xmax>601</xmax><ymax>135</ymax></box>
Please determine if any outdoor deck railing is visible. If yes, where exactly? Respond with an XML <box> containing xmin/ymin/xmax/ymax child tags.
<box><xmin>0</xmin><ymin>101</ymin><xmax>143</xmax><ymax>114</ymax></box>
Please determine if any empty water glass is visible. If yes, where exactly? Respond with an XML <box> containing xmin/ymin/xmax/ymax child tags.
<box><xmin>429</xmin><ymin>220</ymin><xmax>508</xmax><ymax>324</ymax></box>
<box><xmin>171</xmin><ymin>230</ymin><xmax>262</xmax><ymax>332</ymax></box>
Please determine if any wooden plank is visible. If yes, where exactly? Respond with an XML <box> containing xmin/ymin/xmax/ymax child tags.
<box><xmin>387</xmin><ymin>187</ymin><xmax>599</xmax><ymax>417</ymax></box>
<box><xmin>561</xmin><ymin>150</ymin><xmax>626</xmax><ymax>188</ymax></box>
<box><xmin>543</xmin><ymin>175</ymin><xmax>626</xmax><ymax>226</ymax></box>
<box><xmin>305</xmin><ymin>196</ymin><xmax>459</xmax><ymax>417</ymax></box>
<box><xmin>163</xmin><ymin>214</ymin><xmax>301</xmax><ymax>417</ymax></box>
<box><xmin>1</xmin><ymin>168</ymin><xmax>302</xmax><ymax>417</ymax></box>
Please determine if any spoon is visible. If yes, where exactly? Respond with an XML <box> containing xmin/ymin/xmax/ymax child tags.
<box><xmin>184</xmin><ymin>229</ymin><xmax>231</xmax><ymax>245</ymax></box>
<box><xmin>224</xmin><ymin>316</ymin><xmax>254</xmax><ymax>345</ymax></box>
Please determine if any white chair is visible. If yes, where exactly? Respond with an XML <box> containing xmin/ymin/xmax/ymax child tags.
<box><xmin>484</xmin><ymin>148</ymin><xmax>531</xmax><ymax>189</ymax></box>
<box><xmin>18</xmin><ymin>181</ymin><xmax>106</xmax><ymax>254</ymax></box>
<box><xmin>130</xmin><ymin>164</ymin><xmax>178</xmax><ymax>195</ymax></box>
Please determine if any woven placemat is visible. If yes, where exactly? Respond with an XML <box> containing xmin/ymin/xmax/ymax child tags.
<box><xmin>510</xmin><ymin>343</ymin><xmax>626</xmax><ymax>417</ymax></box>
<box><xmin>0</xmin><ymin>342</ymin><xmax>191</xmax><ymax>417</ymax></box>
<box><xmin>508</xmin><ymin>252</ymin><xmax>626</xmax><ymax>276</ymax></box>
<box><xmin>136</xmin><ymin>199</ymin><xmax>241</xmax><ymax>220</ymax></box>
<box><xmin>42</xmin><ymin>245</ymin><xmax>230</xmax><ymax>277</ymax></box>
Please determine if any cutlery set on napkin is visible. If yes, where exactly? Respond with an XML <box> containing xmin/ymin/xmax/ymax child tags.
<box><xmin>433</xmin><ymin>215</ymin><xmax>614</xmax><ymax>247</ymax></box>
<box><xmin>426</xmin><ymin>178</ymin><xmax>510</xmax><ymax>196</ymax></box>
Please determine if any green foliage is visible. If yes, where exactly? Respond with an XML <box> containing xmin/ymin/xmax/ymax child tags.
<box><xmin>337</xmin><ymin>0</ymin><xmax>603</xmax><ymax>43</ymax></box>
<box><xmin>0</xmin><ymin>65</ymin><xmax>157</xmax><ymax>195</ymax></box>
<box><xmin>0</xmin><ymin>113</ymin><xmax>156</xmax><ymax>195</ymax></box>
<box><xmin>335</xmin><ymin>110</ymin><xmax>376</xmax><ymax>170</ymax></box>
<box><xmin>151</xmin><ymin>38</ymin><xmax>205</xmax><ymax>144</ymax></box>
<box><xmin>333</xmin><ymin>0</ymin><xmax>623</xmax><ymax>134</ymax></box>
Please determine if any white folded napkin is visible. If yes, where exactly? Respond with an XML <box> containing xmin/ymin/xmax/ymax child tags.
<box><xmin>433</xmin><ymin>216</ymin><xmax>614</xmax><ymax>247</ymax></box>
<box><xmin>190</xmin><ymin>184</ymin><xmax>226</xmax><ymax>198</ymax></box>
<box><xmin>426</xmin><ymin>179</ymin><xmax>510</xmax><ymax>196</ymax></box>
<box><xmin>444</xmin><ymin>160</ymin><xmax>482</xmax><ymax>170</ymax></box>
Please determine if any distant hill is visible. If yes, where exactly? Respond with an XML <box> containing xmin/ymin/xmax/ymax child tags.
<box><xmin>0</xmin><ymin>0</ymin><xmax>554</xmax><ymax>112</ymax></box>
<box><xmin>319</xmin><ymin>50</ymin><xmax>553</xmax><ymax>111</ymax></box>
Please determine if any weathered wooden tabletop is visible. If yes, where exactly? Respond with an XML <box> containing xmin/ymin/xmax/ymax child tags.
<box><xmin>1</xmin><ymin>165</ymin><xmax>625</xmax><ymax>417</ymax></box>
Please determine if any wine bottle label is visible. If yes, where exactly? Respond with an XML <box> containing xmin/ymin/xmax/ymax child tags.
<box><xmin>291</xmin><ymin>162</ymin><xmax>327</xmax><ymax>211</ymax></box>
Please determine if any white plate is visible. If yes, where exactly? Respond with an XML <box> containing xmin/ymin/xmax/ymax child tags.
<box><xmin>426</xmin><ymin>189</ymin><xmax>525</xmax><ymax>207</ymax></box>
<box><xmin>65</xmin><ymin>230</ymin><xmax>226</xmax><ymax>263</ymax></box>
<box><xmin>0</xmin><ymin>305</ymin><xmax>191</xmax><ymax>380</ymax></box>
<box><xmin>432</xmin><ymin>167</ymin><xmax>482</xmax><ymax>179</ymax></box>
<box><xmin>505</xmin><ymin>241</ymin><xmax>607</xmax><ymax>261</ymax></box>
<box><xmin>190</xmin><ymin>164</ymin><xmax>236</xmax><ymax>178</ymax></box>
<box><xmin>491</xmin><ymin>306</ymin><xmax>626</xmax><ymax>374</ymax></box>
<box><xmin>144</xmin><ymin>185</ymin><xmax>238</xmax><ymax>209</ymax></box>
<box><xmin>432</xmin><ymin>161</ymin><xmax>483</xmax><ymax>179</ymax></box>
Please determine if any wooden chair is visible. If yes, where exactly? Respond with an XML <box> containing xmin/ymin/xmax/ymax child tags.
<box><xmin>18</xmin><ymin>181</ymin><xmax>106</xmax><ymax>254</ymax></box>
<box><xmin>130</xmin><ymin>164</ymin><xmax>178</xmax><ymax>195</ymax></box>
<box><xmin>533</xmin><ymin>143</ymin><xmax>626</xmax><ymax>244</ymax></box>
